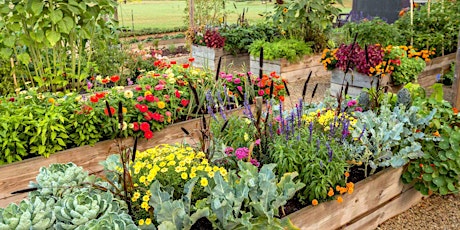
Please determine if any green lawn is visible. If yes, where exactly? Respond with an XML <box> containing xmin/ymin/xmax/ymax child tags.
<box><xmin>118</xmin><ymin>0</ymin><xmax>352</xmax><ymax>31</ymax></box>
<box><xmin>117</xmin><ymin>1</ymin><xmax>272</xmax><ymax>30</ymax></box>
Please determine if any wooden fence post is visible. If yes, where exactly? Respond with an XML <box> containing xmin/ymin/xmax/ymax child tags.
<box><xmin>453</xmin><ymin>29</ymin><xmax>460</xmax><ymax>108</ymax></box>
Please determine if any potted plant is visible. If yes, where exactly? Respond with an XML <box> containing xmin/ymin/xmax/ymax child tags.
<box><xmin>321</xmin><ymin>43</ymin><xmax>432</xmax><ymax>97</ymax></box>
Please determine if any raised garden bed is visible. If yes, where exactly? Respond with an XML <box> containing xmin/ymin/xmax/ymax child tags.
<box><xmin>329</xmin><ymin>69</ymin><xmax>392</xmax><ymax>97</ymax></box>
<box><xmin>249</xmin><ymin>54</ymin><xmax>327</xmax><ymax>83</ymax></box>
<box><xmin>192</xmin><ymin>45</ymin><xmax>250</xmax><ymax>72</ymax></box>
<box><xmin>287</xmin><ymin>167</ymin><xmax>426</xmax><ymax>230</ymax></box>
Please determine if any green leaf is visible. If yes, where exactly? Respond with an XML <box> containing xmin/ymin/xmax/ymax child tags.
<box><xmin>17</xmin><ymin>53</ymin><xmax>31</xmax><ymax>65</ymax></box>
<box><xmin>51</xmin><ymin>132</ymin><xmax>57</xmax><ymax>141</ymax></box>
<box><xmin>30</xmin><ymin>1</ymin><xmax>44</xmax><ymax>16</ymax></box>
<box><xmin>432</xmin><ymin>177</ymin><xmax>446</xmax><ymax>187</ymax></box>
<box><xmin>46</xmin><ymin>30</ymin><xmax>61</xmax><ymax>46</ymax></box>
<box><xmin>50</xmin><ymin>10</ymin><xmax>63</xmax><ymax>24</ymax></box>
<box><xmin>447</xmin><ymin>182</ymin><xmax>457</xmax><ymax>192</ymax></box>
<box><xmin>0</xmin><ymin>48</ymin><xmax>13</xmax><ymax>59</ymax></box>
<box><xmin>423</xmin><ymin>166</ymin><xmax>434</xmax><ymax>173</ymax></box>
<box><xmin>446</xmin><ymin>150</ymin><xmax>457</xmax><ymax>160</ymax></box>
<box><xmin>439</xmin><ymin>186</ymin><xmax>449</xmax><ymax>195</ymax></box>
<box><xmin>38</xmin><ymin>145</ymin><xmax>46</xmax><ymax>155</ymax></box>
<box><xmin>57</xmin><ymin>138</ymin><xmax>65</xmax><ymax>146</ymax></box>
<box><xmin>58</xmin><ymin>17</ymin><xmax>74</xmax><ymax>34</ymax></box>
<box><xmin>422</xmin><ymin>174</ymin><xmax>432</xmax><ymax>181</ymax></box>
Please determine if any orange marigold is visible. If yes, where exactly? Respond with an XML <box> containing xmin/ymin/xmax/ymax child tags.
<box><xmin>327</xmin><ymin>188</ymin><xmax>334</xmax><ymax>197</ymax></box>
<box><xmin>344</xmin><ymin>171</ymin><xmax>350</xmax><ymax>177</ymax></box>
<box><xmin>337</xmin><ymin>196</ymin><xmax>343</xmax><ymax>203</ymax></box>
<box><xmin>312</xmin><ymin>199</ymin><xmax>319</xmax><ymax>206</ymax></box>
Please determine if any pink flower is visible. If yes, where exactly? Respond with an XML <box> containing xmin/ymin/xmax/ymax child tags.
<box><xmin>137</xmin><ymin>96</ymin><xmax>144</xmax><ymax>102</ymax></box>
<box><xmin>165</xmin><ymin>111</ymin><xmax>172</xmax><ymax>117</ymax></box>
<box><xmin>347</xmin><ymin>100</ymin><xmax>357</xmax><ymax>107</ymax></box>
<box><xmin>235</xmin><ymin>147</ymin><xmax>249</xmax><ymax>160</ymax></box>
<box><xmin>159</xmin><ymin>80</ymin><xmax>167</xmax><ymax>85</ymax></box>
<box><xmin>258</xmin><ymin>89</ymin><xmax>264</xmax><ymax>96</ymax></box>
<box><xmin>355</xmin><ymin>107</ymin><xmax>363</xmax><ymax>112</ymax></box>
<box><xmin>135</xmin><ymin>86</ymin><xmax>142</xmax><ymax>91</ymax></box>
<box><xmin>233</xmin><ymin>78</ymin><xmax>241</xmax><ymax>84</ymax></box>
<box><xmin>255</xmin><ymin>139</ymin><xmax>261</xmax><ymax>145</ymax></box>
<box><xmin>250</xmin><ymin>159</ymin><xmax>260</xmax><ymax>167</ymax></box>
<box><xmin>154</xmin><ymin>84</ymin><xmax>164</xmax><ymax>90</ymax></box>
<box><xmin>237</xmin><ymin>86</ymin><xmax>243</xmax><ymax>92</ymax></box>
<box><xmin>145</xmin><ymin>85</ymin><xmax>151</xmax><ymax>90</ymax></box>
<box><xmin>135</xmin><ymin>104</ymin><xmax>149</xmax><ymax>113</ymax></box>
<box><xmin>225</xmin><ymin>147</ymin><xmax>234</xmax><ymax>156</ymax></box>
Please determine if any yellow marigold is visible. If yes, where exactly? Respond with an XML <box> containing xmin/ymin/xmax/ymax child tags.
<box><xmin>312</xmin><ymin>199</ymin><xmax>319</xmax><ymax>206</ymax></box>
<box><xmin>336</xmin><ymin>185</ymin><xmax>341</xmax><ymax>192</ymax></box>
<box><xmin>346</xmin><ymin>182</ymin><xmax>354</xmax><ymax>189</ymax></box>
<box><xmin>337</xmin><ymin>196</ymin><xmax>343</xmax><ymax>203</ymax></box>
<box><xmin>200</xmin><ymin>177</ymin><xmax>208</xmax><ymax>187</ymax></box>
<box><xmin>48</xmin><ymin>98</ymin><xmax>55</xmax><ymax>104</ymax></box>
<box><xmin>344</xmin><ymin>171</ymin><xmax>350</xmax><ymax>177</ymax></box>
<box><xmin>157</xmin><ymin>101</ymin><xmax>166</xmax><ymax>109</ymax></box>
<box><xmin>181</xmin><ymin>172</ymin><xmax>188</xmax><ymax>180</ymax></box>
<box><xmin>348</xmin><ymin>187</ymin><xmax>354</xmax><ymax>194</ymax></box>
<box><xmin>339</xmin><ymin>187</ymin><xmax>347</xmax><ymax>195</ymax></box>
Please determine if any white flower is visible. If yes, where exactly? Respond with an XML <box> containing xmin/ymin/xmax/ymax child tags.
<box><xmin>244</xmin><ymin>133</ymin><xmax>249</xmax><ymax>141</ymax></box>
<box><xmin>118</xmin><ymin>121</ymin><xmax>128</xmax><ymax>131</ymax></box>
<box><xmin>19</xmin><ymin>90</ymin><xmax>27</xmax><ymax>95</ymax></box>
<box><xmin>25</xmin><ymin>96</ymin><xmax>32</xmax><ymax>99</ymax></box>
<box><xmin>124</xmin><ymin>90</ymin><xmax>134</xmax><ymax>99</ymax></box>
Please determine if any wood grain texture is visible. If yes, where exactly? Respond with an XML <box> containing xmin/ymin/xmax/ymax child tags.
<box><xmin>343</xmin><ymin>187</ymin><xmax>426</xmax><ymax>230</ymax></box>
<box><xmin>288</xmin><ymin>167</ymin><xmax>405</xmax><ymax>230</ymax></box>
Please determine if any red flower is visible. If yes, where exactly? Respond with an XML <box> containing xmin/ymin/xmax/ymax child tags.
<box><xmin>144</xmin><ymin>113</ymin><xmax>152</xmax><ymax>121</ymax></box>
<box><xmin>154</xmin><ymin>60</ymin><xmax>161</xmax><ymax>67</ymax></box>
<box><xmin>175</xmin><ymin>90</ymin><xmax>181</xmax><ymax>98</ymax></box>
<box><xmin>140</xmin><ymin>122</ymin><xmax>150</xmax><ymax>132</ymax></box>
<box><xmin>135</xmin><ymin>104</ymin><xmax>149</xmax><ymax>113</ymax></box>
<box><xmin>82</xmin><ymin>105</ymin><xmax>93</xmax><ymax>114</ymax></box>
<box><xmin>133</xmin><ymin>122</ymin><xmax>139</xmax><ymax>131</ymax></box>
<box><xmin>152</xmin><ymin>112</ymin><xmax>164</xmax><ymax>122</ymax></box>
<box><xmin>8</xmin><ymin>97</ymin><xmax>14</xmax><ymax>102</ymax></box>
<box><xmin>180</xmin><ymin>99</ymin><xmax>189</xmax><ymax>107</ymax></box>
<box><xmin>188</xmin><ymin>57</ymin><xmax>195</xmax><ymax>62</ymax></box>
<box><xmin>101</xmin><ymin>78</ymin><xmax>109</xmax><ymax>84</ymax></box>
<box><xmin>95</xmin><ymin>92</ymin><xmax>105</xmax><ymax>99</ymax></box>
<box><xmin>144</xmin><ymin>130</ymin><xmax>154</xmax><ymax>139</ymax></box>
<box><xmin>110</xmin><ymin>75</ymin><xmax>120</xmax><ymax>83</ymax></box>
<box><xmin>145</xmin><ymin>94</ymin><xmax>155</xmax><ymax>102</ymax></box>
<box><xmin>182</xmin><ymin>63</ymin><xmax>190</xmax><ymax>69</ymax></box>
<box><xmin>170</xmin><ymin>60</ymin><xmax>177</xmax><ymax>65</ymax></box>
<box><xmin>135</xmin><ymin>86</ymin><xmax>142</xmax><ymax>91</ymax></box>
<box><xmin>90</xmin><ymin>96</ymin><xmax>99</xmax><ymax>103</ymax></box>
<box><xmin>104</xmin><ymin>106</ymin><xmax>115</xmax><ymax>116</ymax></box>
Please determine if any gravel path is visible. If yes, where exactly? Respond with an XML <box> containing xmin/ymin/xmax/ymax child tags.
<box><xmin>377</xmin><ymin>194</ymin><xmax>460</xmax><ymax>230</ymax></box>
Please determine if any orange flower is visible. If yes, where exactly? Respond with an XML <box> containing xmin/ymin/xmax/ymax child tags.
<box><xmin>336</xmin><ymin>185</ymin><xmax>341</xmax><ymax>192</ymax></box>
<box><xmin>327</xmin><ymin>188</ymin><xmax>334</xmax><ymax>197</ymax></box>
<box><xmin>312</xmin><ymin>199</ymin><xmax>318</xmax><ymax>206</ymax></box>
<box><xmin>348</xmin><ymin>187</ymin><xmax>354</xmax><ymax>194</ymax></box>
<box><xmin>433</xmin><ymin>131</ymin><xmax>441</xmax><ymax>137</ymax></box>
<box><xmin>344</xmin><ymin>171</ymin><xmax>350</xmax><ymax>177</ymax></box>
<box><xmin>337</xmin><ymin>196</ymin><xmax>343</xmax><ymax>203</ymax></box>
<box><xmin>346</xmin><ymin>182</ymin><xmax>354</xmax><ymax>189</ymax></box>
<box><xmin>279</xmin><ymin>95</ymin><xmax>285</xmax><ymax>102</ymax></box>
<box><xmin>453</xmin><ymin>108</ymin><xmax>458</xmax><ymax>115</ymax></box>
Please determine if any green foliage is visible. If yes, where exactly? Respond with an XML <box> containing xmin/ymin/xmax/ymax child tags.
<box><xmin>395</xmin><ymin>1</ymin><xmax>460</xmax><ymax>56</ymax></box>
<box><xmin>268</xmin><ymin>0</ymin><xmax>343</xmax><ymax>51</ymax></box>
<box><xmin>0</xmin><ymin>0</ymin><xmax>118</xmax><ymax>92</ymax></box>
<box><xmin>391</xmin><ymin>55</ymin><xmax>426</xmax><ymax>86</ymax></box>
<box><xmin>349</xmin><ymin>101</ymin><xmax>436</xmax><ymax>176</ymax></box>
<box><xmin>75</xmin><ymin>213</ymin><xmax>139</xmax><ymax>230</ymax></box>
<box><xmin>0</xmin><ymin>196</ymin><xmax>55</xmax><ymax>230</ymax></box>
<box><xmin>402</xmin><ymin>90</ymin><xmax>460</xmax><ymax>195</ymax></box>
<box><xmin>396</xmin><ymin>88</ymin><xmax>412</xmax><ymax>108</ymax></box>
<box><xmin>220</xmin><ymin>23</ymin><xmax>282</xmax><ymax>55</ymax></box>
<box><xmin>340</xmin><ymin>18</ymin><xmax>404</xmax><ymax>47</ymax></box>
<box><xmin>249</xmin><ymin>39</ymin><xmax>313</xmax><ymax>63</ymax></box>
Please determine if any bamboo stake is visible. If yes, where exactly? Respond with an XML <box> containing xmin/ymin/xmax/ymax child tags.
<box><xmin>453</xmin><ymin>29</ymin><xmax>460</xmax><ymax>108</ymax></box>
<box><xmin>410</xmin><ymin>0</ymin><xmax>414</xmax><ymax>46</ymax></box>
<box><xmin>10</xmin><ymin>58</ymin><xmax>17</xmax><ymax>89</ymax></box>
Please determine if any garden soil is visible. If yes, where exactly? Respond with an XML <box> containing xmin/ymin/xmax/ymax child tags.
<box><xmin>285</xmin><ymin>80</ymin><xmax>459</xmax><ymax>229</ymax></box>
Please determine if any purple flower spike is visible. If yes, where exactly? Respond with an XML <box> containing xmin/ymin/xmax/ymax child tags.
<box><xmin>309</xmin><ymin>122</ymin><xmax>314</xmax><ymax>143</ymax></box>
<box><xmin>326</xmin><ymin>142</ymin><xmax>333</xmax><ymax>162</ymax></box>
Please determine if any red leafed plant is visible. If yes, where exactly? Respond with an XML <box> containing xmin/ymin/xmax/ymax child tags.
<box><xmin>334</xmin><ymin>44</ymin><xmax>385</xmax><ymax>76</ymax></box>
<box><xmin>204</xmin><ymin>28</ymin><xmax>225</xmax><ymax>48</ymax></box>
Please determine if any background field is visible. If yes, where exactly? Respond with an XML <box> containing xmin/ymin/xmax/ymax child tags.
<box><xmin>118</xmin><ymin>0</ymin><xmax>352</xmax><ymax>31</ymax></box>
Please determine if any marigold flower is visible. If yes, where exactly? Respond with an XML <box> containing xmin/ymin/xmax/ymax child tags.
<box><xmin>312</xmin><ymin>199</ymin><xmax>318</xmax><ymax>206</ymax></box>
<box><xmin>48</xmin><ymin>98</ymin><xmax>55</xmax><ymax>104</ymax></box>
<box><xmin>200</xmin><ymin>177</ymin><xmax>208</xmax><ymax>187</ymax></box>
<box><xmin>453</xmin><ymin>108</ymin><xmax>458</xmax><ymax>115</ymax></box>
<box><xmin>337</xmin><ymin>196</ymin><xmax>343</xmax><ymax>203</ymax></box>
<box><xmin>348</xmin><ymin>187</ymin><xmax>354</xmax><ymax>194</ymax></box>
<box><xmin>344</xmin><ymin>171</ymin><xmax>350</xmax><ymax>177</ymax></box>
<box><xmin>328</xmin><ymin>188</ymin><xmax>334</xmax><ymax>197</ymax></box>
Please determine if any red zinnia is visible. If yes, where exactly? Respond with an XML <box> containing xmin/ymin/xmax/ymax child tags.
<box><xmin>133</xmin><ymin>122</ymin><xmax>139</xmax><ymax>131</ymax></box>
<box><xmin>180</xmin><ymin>99</ymin><xmax>189</xmax><ymax>107</ymax></box>
<box><xmin>188</xmin><ymin>57</ymin><xmax>195</xmax><ymax>62</ymax></box>
<box><xmin>170</xmin><ymin>60</ymin><xmax>177</xmax><ymax>65</ymax></box>
<box><xmin>95</xmin><ymin>92</ymin><xmax>105</xmax><ymax>99</ymax></box>
<box><xmin>135</xmin><ymin>104</ymin><xmax>149</xmax><ymax>113</ymax></box>
<box><xmin>144</xmin><ymin>130</ymin><xmax>154</xmax><ymax>139</ymax></box>
<box><xmin>182</xmin><ymin>63</ymin><xmax>190</xmax><ymax>69</ymax></box>
<box><xmin>90</xmin><ymin>95</ymin><xmax>99</xmax><ymax>103</ymax></box>
<box><xmin>175</xmin><ymin>90</ymin><xmax>181</xmax><ymax>98</ymax></box>
<box><xmin>110</xmin><ymin>75</ymin><xmax>120</xmax><ymax>83</ymax></box>
<box><xmin>152</xmin><ymin>112</ymin><xmax>164</xmax><ymax>122</ymax></box>
<box><xmin>145</xmin><ymin>94</ymin><xmax>155</xmax><ymax>102</ymax></box>
<box><xmin>101</xmin><ymin>78</ymin><xmax>109</xmax><ymax>84</ymax></box>
<box><xmin>104</xmin><ymin>106</ymin><xmax>116</xmax><ymax>116</ymax></box>
<box><xmin>140</xmin><ymin>122</ymin><xmax>150</xmax><ymax>132</ymax></box>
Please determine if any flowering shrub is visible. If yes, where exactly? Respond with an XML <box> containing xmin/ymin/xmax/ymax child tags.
<box><xmin>128</xmin><ymin>144</ymin><xmax>227</xmax><ymax>225</ymax></box>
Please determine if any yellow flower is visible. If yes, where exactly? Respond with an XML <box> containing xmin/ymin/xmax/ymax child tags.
<box><xmin>167</xmin><ymin>160</ymin><xmax>176</xmax><ymax>166</ymax></box>
<box><xmin>143</xmin><ymin>195</ymin><xmax>150</xmax><ymax>202</ymax></box>
<box><xmin>205</xmin><ymin>166</ymin><xmax>212</xmax><ymax>172</ymax></box>
<box><xmin>144</xmin><ymin>91</ymin><xmax>152</xmax><ymax>96</ymax></box>
<box><xmin>139</xmin><ymin>176</ymin><xmax>146</xmax><ymax>183</ymax></box>
<box><xmin>181</xmin><ymin>172</ymin><xmax>188</xmax><ymax>180</ymax></box>
<box><xmin>145</xmin><ymin>218</ymin><xmax>152</xmax><ymax>225</ymax></box>
<box><xmin>139</xmin><ymin>219</ymin><xmax>145</xmax><ymax>226</ymax></box>
<box><xmin>160</xmin><ymin>167</ymin><xmax>168</xmax><ymax>173</ymax></box>
<box><xmin>196</xmin><ymin>165</ymin><xmax>204</xmax><ymax>171</ymax></box>
<box><xmin>283</xmin><ymin>8</ymin><xmax>288</xmax><ymax>13</ymax></box>
<box><xmin>200</xmin><ymin>177</ymin><xmax>208</xmax><ymax>187</ymax></box>
<box><xmin>208</xmin><ymin>171</ymin><xmax>215</xmax><ymax>178</ymax></box>
<box><xmin>133</xmin><ymin>192</ymin><xmax>141</xmax><ymax>199</ymax></box>
<box><xmin>159</xmin><ymin>162</ymin><xmax>166</xmax><ymax>167</ymax></box>
<box><xmin>190</xmin><ymin>172</ymin><xmax>197</xmax><ymax>179</ymax></box>
<box><xmin>202</xmin><ymin>159</ymin><xmax>209</xmax><ymax>165</ymax></box>
<box><xmin>141</xmin><ymin>201</ymin><xmax>149</xmax><ymax>209</ymax></box>
<box><xmin>219</xmin><ymin>168</ymin><xmax>227</xmax><ymax>177</ymax></box>
<box><xmin>157</xmin><ymin>101</ymin><xmax>166</xmax><ymax>109</ymax></box>
<box><xmin>337</xmin><ymin>196</ymin><xmax>343</xmax><ymax>203</ymax></box>
<box><xmin>48</xmin><ymin>98</ymin><xmax>55</xmax><ymax>104</ymax></box>
<box><xmin>244</xmin><ymin>133</ymin><xmax>249</xmax><ymax>141</ymax></box>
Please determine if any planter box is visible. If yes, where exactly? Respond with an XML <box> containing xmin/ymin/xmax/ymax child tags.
<box><xmin>330</xmin><ymin>69</ymin><xmax>392</xmax><ymax>97</ymax></box>
<box><xmin>287</xmin><ymin>167</ymin><xmax>426</xmax><ymax>230</ymax></box>
<box><xmin>191</xmin><ymin>45</ymin><xmax>249</xmax><ymax>72</ymax></box>
<box><xmin>417</xmin><ymin>53</ymin><xmax>456</xmax><ymax>89</ymax></box>
<box><xmin>249</xmin><ymin>54</ymin><xmax>328</xmax><ymax>83</ymax></box>
<box><xmin>0</xmin><ymin>106</ymin><xmax>251</xmax><ymax>208</ymax></box>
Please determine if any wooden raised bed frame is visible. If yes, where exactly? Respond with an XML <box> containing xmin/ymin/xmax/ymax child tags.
<box><xmin>287</xmin><ymin>167</ymin><xmax>426</xmax><ymax>230</ymax></box>
<box><xmin>191</xmin><ymin>45</ymin><xmax>250</xmax><ymax>72</ymax></box>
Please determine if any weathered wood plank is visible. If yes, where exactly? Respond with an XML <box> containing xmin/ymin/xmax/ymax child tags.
<box><xmin>288</xmin><ymin>167</ymin><xmax>405</xmax><ymax>230</ymax></box>
<box><xmin>343</xmin><ymin>187</ymin><xmax>426</xmax><ymax>230</ymax></box>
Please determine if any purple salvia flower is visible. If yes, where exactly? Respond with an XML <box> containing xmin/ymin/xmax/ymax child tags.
<box><xmin>243</xmin><ymin>93</ymin><xmax>253</xmax><ymax>119</ymax></box>
<box><xmin>290</xmin><ymin>111</ymin><xmax>296</xmax><ymax>136</ymax></box>
<box><xmin>341</xmin><ymin>119</ymin><xmax>350</xmax><ymax>140</ymax></box>
<box><xmin>309</xmin><ymin>122</ymin><xmax>313</xmax><ymax>143</ymax></box>
<box><xmin>358</xmin><ymin>124</ymin><xmax>366</xmax><ymax>141</ymax></box>
<box><xmin>285</xmin><ymin>119</ymin><xmax>290</xmax><ymax>141</ymax></box>
<box><xmin>326</xmin><ymin>142</ymin><xmax>333</xmax><ymax>162</ymax></box>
